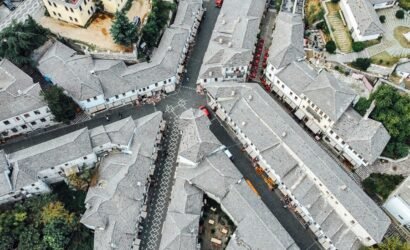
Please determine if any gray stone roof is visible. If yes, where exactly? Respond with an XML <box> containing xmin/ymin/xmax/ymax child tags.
<box><xmin>159</xmin><ymin>109</ymin><xmax>298</xmax><ymax>250</ymax></box>
<box><xmin>303</xmin><ymin>71</ymin><xmax>356</xmax><ymax>121</ymax></box>
<box><xmin>7</xmin><ymin>128</ymin><xmax>93</xmax><ymax>190</ymax></box>
<box><xmin>81</xmin><ymin>111</ymin><xmax>163</xmax><ymax>250</ymax></box>
<box><xmin>172</xmin><ymin>0</ymin><xmax>203</xmax><ymax>29</ymax></box>
<box><xmin>345</xmin><ymin>0</ymin><xmax>384</xmax><ymax>36</ymax></box>
<box><xmin>0</xmin><ymin>150</ymin><xmax>12</xmax><ymax>196</ymax></box>
<box><xmin>198</xmin><ymin>0</ymin><xmax>266</xmax><ymax>79</ymax></box>
<box><xmin>387</xmin><ymin>176</ymin><xmax>410</xmax><ymax>205</ymax></box>
<box><xmin>368</xmin><ymin>0</ymin><xmax>392</xmax><ymax>6</ymax></box>
<box><xmin>205</xmin><ymin>82</ymin><xmax>391</xmax><ymax>245</ymax></box>
<box><xmin>178</xmin><ymin>109</ymin><xmax>222</xmax><ymax>164</ymax></box>
<box><xmin>333</xmin><ymin>107</ymin><xmax>391</xmax><ymax>164</ymax></box>
<box><xmin>277</xmin><ymin>61</ymin><xmax>356</xmax><ymax>121</ymax></box>
<box><xmin>396</xmin><ymin>62</ymin><xmax>410</xmax><ymax>74</ymax></box>
<box><xmin>37</xmin><ymin>42</ymin><xmax>104</xmax><ymax>101</ymax></box>
<box><xmin>90</xmin><ymin>116</ymin><xmax>136</xmax><ymax>148</ymax></box>
<box><xmin>268</xmin><ymin>12</ymin><xmax>305</xmax><ymax>69</ymax></box>
<box><xmin>276</xmin><ymin>61</ymin><xmax>317</xmax><ymax>95</ymax></box>
<box><xmin>0</xmin><ymin>59</ymin><xmax>48</xmax><ymax>121</ymax></box>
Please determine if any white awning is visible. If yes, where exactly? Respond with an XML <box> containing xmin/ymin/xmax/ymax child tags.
<box><xmin>306</xmin><ymin>119</ymin><xmax>321</xmax><ymax>134</ymax></box>
<box><xmin>295</xmin><ymin>109</ymin><xmax>306</xmax><ymax>120</ymax></box>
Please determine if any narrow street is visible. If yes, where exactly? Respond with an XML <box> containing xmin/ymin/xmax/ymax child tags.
<box><xmin>0</xmin><ymin>1</ymin><xmax>321</xmax><ymax>249</ymax></box>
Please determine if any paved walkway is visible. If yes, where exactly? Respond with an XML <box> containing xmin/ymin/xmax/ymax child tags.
<box><xmin>368</xmin><ymin>6</ymin><xmax>410</xmax><ymax>58</ymax></box>
<box><xmin>366</xmin><ymin>157</ymin><xmax>410</xmax><ymax>178</ymax></box>
<box><xmin>0</xmin><ymin>0</ymin><xmax>44</xmax><ymax>31</ymax></box>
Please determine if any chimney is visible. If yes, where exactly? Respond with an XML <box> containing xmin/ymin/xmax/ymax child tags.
<box><xmin>231</xmin><ymin>90</ymin><xmax>235</xmax><ymax>96</ymax></box>
<box><xmin>218</xmin><ymin>38</ymin><xmax>223</xmax><ymax>44</ymax></box>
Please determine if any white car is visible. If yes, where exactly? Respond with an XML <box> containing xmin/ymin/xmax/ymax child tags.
<box><xmin>223</xmin><ymin>148</ymin><xmax>233</xmax><ymax>160</ymax></box>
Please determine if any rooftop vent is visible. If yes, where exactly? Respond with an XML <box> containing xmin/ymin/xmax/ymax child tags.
<box><xmin>248</xmin><ymin>95</ymin><xmax>253</xmax><ymax>101</ymax></box>
<box><xmin>282</xmin><ymin>132</ymin><xmax>287</xmax><ymax>138</ymax></box>
<box><xmin>236</xmin><ymin>17</ymin><xmax>241</xmax><ymax>23</ymax></box>
<box><xmin>218</xmin><ymin>38</ymin><xmax>223</xmax><ymax>44</ymax></box>
<box><xmin>231</xmin><ymin>90</ymin><xmax>235</xmax><ymax>96</ymax></box>
<box><xmin>137</xmin><ymin>181</ymin><xmax>142</xmax><ymax>187</ymax></box>
<box><xmin>228</xmin><ymin>42</ymin><xmax>232</xmax><ymax>48</ymax></box>
<box><xmin>340</xmin><ymin>185</ymin><xmax>347</xmax><ymax>191</ymax></box>
<box><xmin>168</xmin><ymin>46</ymin><xmax>172</xmax><ymax>51</ymax></box>
<box><xmin>209</xmin><ymin>71</ymin><xmax>213</xmax><ymax>77</ymax></box>
<box><xmin>17</xmin><ymin>89</ymin><xmax>22</xmax><ymax>95</ymax></box>
<box><xmin>90</xmin><ymin>70</ymin><xmax>95</xmax><ymax>74</ymax></box>
<box><xmin>242</xmin><ymin>121</ymin><xmax>246</xmax><ymax>126</ymax></box>
<box><xmin>221</xmin><ymin>19</ymin><xmax>226</xmax><ymax>25</ymax></box>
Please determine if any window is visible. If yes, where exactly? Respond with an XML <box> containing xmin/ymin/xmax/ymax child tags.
<box><xmin>65</xmin><ymin>6</ymin><xmax>68</xmax><ymax>11</ymax></box>
<box><xmin>335</xmin><ymin>136</ymin><xmax>339</xmax><ymax>139</ymax></box>
<box><xmin>83</xmin><ymin>156</ymin><xmax>88</xmax><ymax>160</ymax></box>
<box><xmin>329</xmin><ymin>130</ymin><xmax>334</xmax><ymax>134</ymax></box>
<box><xmin>341</xmin><ymin>141</ymin><xmax>345</xmax><ymax>145</ymax></box>
<box><xmin>21</xmin><ymin>125</ymin><xmax>27</xmax><ymax>129</ymax></box>
<box><xmin>34</xmin><ymin>110</ymin><xmax>41</xmax><ymax>115</ymax></box>
<box><xmin>214</xmin><ymin>78</ymin><xmax>218</xmax><ymax>81</ymax></box>
<box><xmin>204</xmin><ymin>79</ymin><xmax>207</xmax><ymax>83</ymax></box>
<box><xmin>168</xmin><ymin>79</ymin><xmax>171</xmax><ymax>82</ymax></box>
<box><xmin>15</xmin><ymin>117</ymin><xmax>20</xmax><ymax>121</ymax></box>
<box><xmin>163</xmin><ymin>80</ymin><xmax>166</xmax><ymax>84</ymax></box>
<box><xmin>48</xmin><ymin>0</ymin><xmax>51</xmax><ymax>5</ymax></box>
<box><xmin>106</xmin><ymin>98</ymin><xmax>109</xmax><ymax>102</ymax></box>
<box><xmin>79</xmin><ymin>6</ymin><xmax>82</xmax><ymax>11</ymax></box>
<box><xmin>91</xmin><ymin>6</ymin><xmax>94</xmax><ymax>11</ymax></box>
<box><xmin>58</xmin><ymin>13</ymin><xmax>61</xmax><ymax>17</ymax></box>
<box><xmin>24</xmin><ymin>113</ymin><xmax>30</xmax><ymax>118</ymax></box>
<box><xmin>132</xmin><ymin>90</ymin><xmax>135</xmax><ymax>93</ymax></box>
<box><xmin>70</xmin><ymin>8</ymin><xmax>73</xmax><ymax>12</ymax></box>
<box><xmin>74</xmin><ymin>18</ymin><xmax>78</xmax><ymax>22</ymax></box>
<box><xmin>40</xmin><ymin>118</ymin><xmax>47</xmax><ymax>122</ymax></box>
<box><xmin>281</xmin><ymin>85</ymin><xmax>285</xmax><ymax>89</ymax></box>
<box><xmin>3</xmin><ymin>120</ymin><xmax>10</xmax><ymax>125</ymax></box>
<box><xmin>35</xmin><ymin>187</ymin><xmax>39</xmax><ymax>190</ymax></box>
<box><xmin>11</xmin><ymin>128</ymin><xmax>18</xmax><ymax>133</ymax></box>
<box><xmin>115</xmin><ymin>95</ymin><xmax>119</xmax><ymax>99</ymax></box>
<box><xmin>122</xmin><ymin>93</ymin><xmax>126</xmax><ymax>96</ymax></box>
<box><xmin>30</xmin><ymin>121</ymin><xmax>37</xmax><ymax>125</ymax></box>
<box><xmin>294</xmin><ymin>96</ymin><xmax>298</xmax><ymax>100</ymax></box>
<box><xmin>31</xmin><ymin>184</ymin><xmax>35</xmax><ymax>187</ymax></box>
<box><xmin>53</xmin><ymin>2</ymin><xmax>57</xmax><ymax>7</ymax></box>
<box><xmin>94</xmin><ymin>96</ymin><xmax>97</xmax><ymax>100</ymax></box>
<box><xmin>87</xmin><ymin>98</ymin><xmax>90</xmax><ymax>102</ymax></box>
<box><xmin>88</xmin><ymin>10</ymin><xmax>90</xmax><ymax>15</ymax></box>
<box><xmin>155</xmin><ymin>83</ymin><xmax>158</xmax><ymax>87</ymax></box>
<box><xmin>290</xmin><ymin>92</ymin><xmax>293</xmax><ymax>96</ymax></box>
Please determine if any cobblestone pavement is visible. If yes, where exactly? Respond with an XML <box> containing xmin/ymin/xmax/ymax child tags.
<box><xmin>0</xmin><ymin>0</ymin><xmax>44</xmax><ymax>31</ymax></box>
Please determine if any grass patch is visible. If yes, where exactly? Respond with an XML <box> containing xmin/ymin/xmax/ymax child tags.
<box><xmin>371</xmin><ymin>51</ymin><xmax>400</xmax><ymax>66</ymax></box>
<box><xmin>305</xmin><ymin>0</ymin><xmax>325</xmax><ymax>27</ymax></box>
<box><xmin>399</xmin><ymin>0</ymin><xmax>410</xmax><ymax>10</ymax></box>
<box><xmin>394</xmin><ymin>26</ymin><xmax>410</xmax><ymax>49</ymax></box>
<box><xmin>363</xmin><ymin>38</ymin><xmax>381</xmax><ymax>48</ymax></box>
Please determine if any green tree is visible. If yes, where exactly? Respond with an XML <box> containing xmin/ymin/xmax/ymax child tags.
<box><xmin>352</xmin><ymin>42</ymin><xmax>365</xmax><ymax>52</ymax></box>
<box><xmin>379</xmin><ymin>15</ymin><xmax>386</xmax><ymax>23</ymax></box>
<box><xmin>352</xmin><ymin>58</ymin><xmax>371</xmax><ymax>71</ymax></box>
<box><xmin>363</xmin><ymin>173</ymin><xmax>404</xmax><ymax>200</ymax></box>
<box><xmin>41</xmin><ymin>85</ymin><xmax>77</xmax><ymax>123</ymax></box>
<box><xmin>325</xmin><ymin>40</ymin><xmax>337</xmax><ymax>53</ymax></box>
<box><xmin>0</xmin><ymin>16</ymin><xmax>50</xmax><ymax>66</ymax></box>
<box><xmin>364</xmin><ymin>236</ymin><xmax>410</xmax><ymax>250</ymax></box>
<box><xmin>110</xmin><ymin>11</ymin><xmax>137</xmax><ymax>46</ymax></box>
<box><xmin>18</xmin><ymin>225</ymin><xmax>46</xmax><ymax>250</ymax></box>
<box><xmin>42</xmin><ymin>219</ymin><xmax>73</xmax><ymax>250</ymax></box>
<box><xmin>41</xmin><ymin>201</ymin><xmax>75</xmax><ymax>225</ymax></box>
<box><xmin>354</xmin><ymin>97</ymin><xmax>372</xmax><ymax>116</ymax></box>
<box><xmin>396</xmin><ymin>9</ymin><xmax>405</xmax><ymax>19</ymax></box>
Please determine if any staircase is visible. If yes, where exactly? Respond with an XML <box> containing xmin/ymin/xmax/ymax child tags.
<box><xmin>327</xmin><ymin>11</ymin><xmax>352</xmax><ymax>53</ymax></box>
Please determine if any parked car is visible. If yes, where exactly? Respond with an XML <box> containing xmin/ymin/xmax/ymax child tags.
<box><xmin>223</xmin><ymin>148</ymin><xmax>233</xmax><ymax>160</ymax></box>
<box><xmin>4</xmin><ymin>0</ymin><xmax>16</xmax><ymax>10</ymax></box>
<box><xmin>133</xmin><ymin>16</ymin><xmax>141</xmax><ymax>27</ymax></box>
<box><xmin>199</xmin><ymin>105</ymin><xmax>210</xmax><ymax>118</ymax></box>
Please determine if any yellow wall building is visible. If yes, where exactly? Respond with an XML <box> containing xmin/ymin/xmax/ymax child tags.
<box><xmin>44</xmin><ymin>0</ymin><xmax>127</xmax><ymax>27</ymax></box>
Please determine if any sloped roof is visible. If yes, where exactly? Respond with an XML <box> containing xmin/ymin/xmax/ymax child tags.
<box><xmin>268</xmin><ymin>12</ymin><xmax>305</xmax><ymax>69</ymax></box>
<box><xmin>345</xmin><ymin>0</ymin><xmax>384</xmax><ymax>36</ymax></box>
<box><xmin>81</xmin><ymin>112</ymin><xmax>163</xmax><ymax>250</ymax></box>
<box><xmin>8</xmin><ymin>128</ymin><xmax>93</xmax><ymax>190</ymax></box>
<box><xmin>0</xmin><ymin>150</ymin><xmax>12</xmax><ymax>196</ymax></box>
<box><xmin>0</xmin><ymin>59</ymin><xmax>48</xmax><ymax>121</ymax></box>
<box><xmin>37</xmin><ymin>42</ymin><xmax>104</xmax><ymax>101</ymax></box>
<box><xmin>333</xmin><ymin>107</ymin><xmax>391</xmax><ymax>164</ymax></box>
<box><xmin>303</xmin><ymin>71</ymin><xmax>356</xmax><ymax>121</ymax></box>
<box><xmin>205</xmin><ymin>82</ymin><xmax>391</xmax><ymax>244</ymax></box>
<box><xmin>178</xmin><ymin>109</ymin><xmax>222</xmax><ymax>164</ymax></box>
<box><xmin>198</xmin><ymin>0</ymin><xmax>266</xmax><ymax>79</ymax></box>
<box><xmin>276</xmin><ymin>61</ymin><xmax>317</xmax><ymax>95</ymax></box>
<box><xmin>396</xmin><ymin>62</ymin><xmax>410</xmax><ymax>74</ymax></box>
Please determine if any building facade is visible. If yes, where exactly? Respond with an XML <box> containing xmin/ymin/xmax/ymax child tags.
<box><xmin>0</xmin><ymin>59</ymin><xmax>56</xmax><ymax>140</ymax></box>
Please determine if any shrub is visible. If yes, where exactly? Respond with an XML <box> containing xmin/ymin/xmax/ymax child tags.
<box><xmin>395</xmin><ymin>10</ymin><xmax>405</xmax><ymax>19</ymax></box>
<box><xmin>379</xmin><ymin>15</ymin><xmax>386</xmax><ymax>23</ymax></box>
<box><xmin>325</xmin><ymin>40</ymin><xmax>337</xmax><ymax>53</ymax></box>
<box><xmin>363</xmin><ymin>173</ymin><xmax>404</xmax><ymax>200</ymax></box>
<box><xmin>352</xmin><ymin>42</ymin><xmax>365</xmax><ymax>52</ymax></box>
<box><xmin>351</xmin><ymin>58</ymin><xmax>371</xmax><ymax>71</ymax></box>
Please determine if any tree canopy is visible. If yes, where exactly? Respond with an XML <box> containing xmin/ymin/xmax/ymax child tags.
<box><xmin>362</xmin><ymin>173</ymin><xmax>404</xmax><ymax>200</ymax></box>
<box><xmin>352</xmin><ymin>57</ymin><xmax>371</xmax><ymax>71</ymax></box>
<box><xmin>141</xmin><ymin>0</ymin><xmax>176</xmax><ymax>48</ymax></box>
<box><xmin>41</xmin><ymin>85</ymin><xmax>77</xmax><ymax>123</ymax></box>
<box><xmin>110</xmin><ymin>11</ymin><xmax>138</xmax><ymax>46</ymax></box>
<box><xmin>0</xmin><ymin>16</ymin><xmax>50</xmax><ymax>66</ymax></box>
<box><xmin>352</xmin><ymin>42</ymin><xmax>365</xmax><ymax>52</ymax></box>
<box><xmin>364</xmin><ymin>236</ymin><xmax>410</xmax><ymax>250</ymax></box>
<box><xmin>0</xmin><ymin>185</ymin><xmax>93</xmax><ymax>250</ymax></box>
<box><xmin>354</xmin><ymin>85</ymin><xmax>410</xmax><ymax>158</ymax></box>
<box><xmin>325</xmin><ymin>40</ymin><xmax>337</xmax><ymax>53</ymax></box>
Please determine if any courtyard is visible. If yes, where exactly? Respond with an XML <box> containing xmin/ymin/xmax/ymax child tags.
<box><xmin>39</xmin><ymin>0</ymin><xmax>150</xmax><ymax>52</ymax></box>
<box><xmin>368</xmin><ymin>6</ymin><xmax>410</xmax><ymax>64</ymax></box>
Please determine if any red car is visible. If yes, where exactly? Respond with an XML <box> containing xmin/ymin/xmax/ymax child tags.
<box><xmin>199</xmin><ymin>106</ymin><xmax>210</xmax><ymax>117</ymax></box>
<box><xmin>215</xmin><ymin>0</ymin><xmax>223</xmax><ymax>8</ymax></box>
